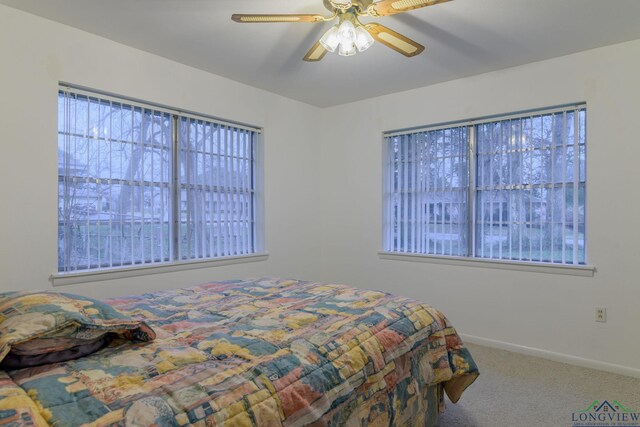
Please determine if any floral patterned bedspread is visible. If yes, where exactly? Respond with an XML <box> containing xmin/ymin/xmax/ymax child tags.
<box><xmin>0</xmin><ymin>278</ymin><xmax>478</xmax><ymax>426</ymax></box>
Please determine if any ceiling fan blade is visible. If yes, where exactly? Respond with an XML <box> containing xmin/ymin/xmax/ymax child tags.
<box><xmin>367</xmin><ymin>0</ymin><xmax>451</xmax><ymax>17</ymax></box>
<box><xmin>232</xmin><ymin>14</ymin><xmax>328</xmax><ymax>23</ymax></box>
<box><xmin>365</xmin><ymin>23</ymin><xmax>425</xmax><ymax>57</ymax></box>
<box><xmin>303</xmin><ymin>41</ymin><xmax>328</xmax><ymax>62</ymax></box>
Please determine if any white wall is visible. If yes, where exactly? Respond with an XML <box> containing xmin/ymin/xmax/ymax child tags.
<box><xmin>0</xmin><ymin>4</ymin><xmax>324</xmax><ymax>299</ymax></box>
<box><xmin>2</xmin><ymin>4</ymin><xmax>640</xmax><ymax>374</ymax></box>
<box><xmin>317</xmin><ymin>39</ymin><xmax>640</xmax><ymax>373</ymax></box>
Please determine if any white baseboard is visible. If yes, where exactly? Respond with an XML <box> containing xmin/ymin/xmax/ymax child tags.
<box><xmin>459</xmin><ymin>333</ymin><xmax>640</xmax><ymax>379</ymax></box>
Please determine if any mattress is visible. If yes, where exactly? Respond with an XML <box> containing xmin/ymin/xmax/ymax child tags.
<box><xmin>0</xmin><ymin>278</ymin><xmax>478</xmax><ymax>426</ymax></box>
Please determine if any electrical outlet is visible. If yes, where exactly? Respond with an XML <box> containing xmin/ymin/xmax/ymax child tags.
<box><xmin>595</xmin><ymin>307</ymin><xmax>606</xmax><ymax>323</ymax></box>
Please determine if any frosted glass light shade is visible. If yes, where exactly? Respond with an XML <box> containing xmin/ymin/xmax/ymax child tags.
<box><xmin>320</xmin><ymin>25</ymin><xmax>341</xmax><ymax>53</ymax></box>
<box><xmin>354</xmin><ymin>26</ymin><xmax>375</xmax><ymax>52</ymax></box>
<box><xmin>338</xmin><ymin>40</ymin><xmax>357</xmax><ymax>56</ymax></box>
<box><xmin>338</xmin><ymin>20</ymin><xmax>357</xmax><ymax>43</ymax></box>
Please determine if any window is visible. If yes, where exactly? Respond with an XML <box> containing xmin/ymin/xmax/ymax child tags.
<box><xmin>383</xmin><ymin>104</ymin><xmax>586</xmax><ymax>266</ymax></box>
<box><xmin>58</xmin><ymin>87</ymin><xmax>262</xmax><ymax>274</ymax></box>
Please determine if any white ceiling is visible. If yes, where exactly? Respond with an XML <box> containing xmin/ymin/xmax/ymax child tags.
<box><xmin>2</xmin><ymin>0</ymin><xmax>640</xmax><ymax>107</ymax></box>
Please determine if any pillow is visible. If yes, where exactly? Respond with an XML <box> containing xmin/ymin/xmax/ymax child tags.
<box><xmin>0</xmin><ymin>291</ymin><xmax>155</xmax><ymax>369</ymax></box>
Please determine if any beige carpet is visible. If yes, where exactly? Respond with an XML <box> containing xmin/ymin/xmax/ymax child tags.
<box><xmin>438</xmin><ymin>343</ymin><xmax>640</xmax><ymax>426</ymax></box>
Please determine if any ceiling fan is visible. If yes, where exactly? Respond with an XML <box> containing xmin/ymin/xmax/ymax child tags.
<box><xmin>231</xmin><ymin>0</ymin><xmax>451</xmax><ymax>62</ymax></box>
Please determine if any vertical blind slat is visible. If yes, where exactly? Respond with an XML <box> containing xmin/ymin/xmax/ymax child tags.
<box><xmin>573</xmin><ymin>112</ymin><xmax>580</xmax><ymax>265</ymax></box>
<box><xmin>388</xmin><ymin>138</ymin><xmax>398</xmax><ymax>251</ymax></box>
<box><xmin>223</xmin><ymin>126</ymin><xmax>230</xmax><ymax>256</ymax></box>
<box><xmin>550</xmin><ymin>113</ymin><xmax>555</xmax><ymax>262</ymax></box>
<box><xmin>243</xmin><ymin>130</ymin><xmax>250</xmax><ymax>254</ymax></box>
<box><xmin>139</xmin><ymin>110</ymin><xmax>145</xmax><ymax>264</ymax></box>
<box><xmin>417</xmin><ymin>134</ymin><xmax>423</xmax><ymax>254</ymax></box>
<box><xmin>232</xmin><ymin>129</ymin><xmax>239</xmax><ymax>255</ymax></box>
<box><xmin>385</xmin><ymin>137</ymin><xmax>393</xmax><ymax>252</ymax></box>
<box><xmin>86</xmin><ymin>101</ymin><xmax>91</xmax><ymax>268</ymax></box>
<box><xmin>108</xmin><ymin>101</ymin><xmax>113</xmax><ymax>268</ymax></box>
<box><xmin>528</xmin><ymin>117</ymin><xmax>533</xmax><ymax>261</ymax></box>
<box><xmin>209</xmin><ymin>124</ymin><xmax>215</xmax><ymax>258</ymax></box>
<box><xmin>150</xmin><ymin>112</ymin><xmax>155</xmax><ymax>264</ymax></box>
<box><xmin>411</xmin><ymin>136</ymin><xmax>416</xmax><ymax>253</ymax></box>
<box><xmin>518</xmin><ymin>119</ymin><xmax>524</xmax><ymax>260</ymax></box>
<box><xmin>216</xmin><ymin>126</ymin><xmax>223</xmax><ymax>258</ymax></box>
<box><xmin>561</xmin><ymin>112</ymin><xmax>567</xmax><ymax>264</ymax></box>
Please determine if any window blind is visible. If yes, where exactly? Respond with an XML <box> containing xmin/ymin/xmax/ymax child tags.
<box><xmin>58</xmin><ymin>90</ymin><xmax>172</xmax><ymax>272</ymax></box>
<box><xmin>383</xmin><ymin>104</ymin><xmax>586</xmax><ymax>266</ymax></box>
<box><xmin>179</xmin><ymin>118</ymin><xmax>256</xmax><ymax>260</ymax></box>
<box><xmin>58</xmin><ymin>87</ymin><xmax>260</xmax><ymax>274</ymax></box>
<box><xmin>384</xmin><ymin>126</ymin><xmax>469</xmax><ymax>256</ymax></box>
<box><xmin>475</xmin><ymin>108</ymin><xmax>586</xmax><ymax>264</ymax></box>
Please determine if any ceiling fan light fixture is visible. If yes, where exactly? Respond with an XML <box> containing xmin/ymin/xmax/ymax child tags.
<box><xmin>354</xmin><ymin>25</ymin><xmax>375</xmax><ymax>52</ymax></box>
<box><xmin>233</xmin><ymin>0</ymin><xmax>450</xmax><ymax>62</ymax></box>
<box><xmin>322</xmin><ymin>18</ymin><xmax>362</xmax><ymax>57</ymax></box>
<box><xmin>338</xmin><ymin>40</ymin><xmax>357</xmax><ymax>56</ymax></box>
<box><xmin>319</xmin><ymin>25</ymin><xmax>341</xmax><ymax>52</ymax></box>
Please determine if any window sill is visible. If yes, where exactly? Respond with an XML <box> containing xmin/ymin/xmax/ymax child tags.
<box><xmin>50</xmin><ymin>253</ymin><xmax>269</xmax><ymax>287</ymax></box>
<box><xmin>378</xmin><ymin>251</ymin><xmax>595</xmax><ymax>277</ymax></box>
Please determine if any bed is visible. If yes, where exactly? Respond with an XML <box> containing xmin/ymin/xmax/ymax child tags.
<box><xmin>0</xmin><ymin>278</ymin><xmax>478</xmax><ymax>426</ymax></box>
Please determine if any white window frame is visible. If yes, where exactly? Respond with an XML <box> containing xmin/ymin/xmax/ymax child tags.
<box><xmin>380</xmin><ymin>104</ymin><xmax>595</xmax><ymax>277</ymax></box>
<box><xmin>51</xmin><ymin>85</ymin><xmax>267</xmax><ymax>286</ymax></box>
